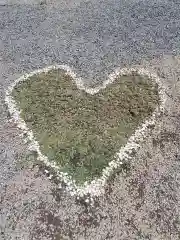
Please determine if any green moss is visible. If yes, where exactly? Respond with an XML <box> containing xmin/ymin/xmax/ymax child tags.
<box><xmin>12</xmin><ymin>69</ymin><xmax>159</xmax><ymax>184</ymax></box>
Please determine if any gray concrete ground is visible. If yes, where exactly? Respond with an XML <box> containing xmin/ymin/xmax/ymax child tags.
<box><xmin>1</xmin><ymin>0</ymin><xmax>180</xmax><ymax>239</ymax></box>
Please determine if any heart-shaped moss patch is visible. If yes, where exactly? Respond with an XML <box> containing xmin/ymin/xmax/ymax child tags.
<box><xmin>12</xmin><ymin>68</ymin><xmax>159</xmax><ymax>184</ymax></box>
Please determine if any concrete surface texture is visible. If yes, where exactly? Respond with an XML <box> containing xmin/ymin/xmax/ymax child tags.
<box><xmin>1</xmin><ymin>0</ymin><xmax>180</xmax><ymax>239</ymax></box>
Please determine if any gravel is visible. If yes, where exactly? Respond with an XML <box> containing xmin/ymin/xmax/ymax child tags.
<box><xmin>1</xmin><ymin>0</ymin><xmax>180</xmax><ymax>239</ymax></box>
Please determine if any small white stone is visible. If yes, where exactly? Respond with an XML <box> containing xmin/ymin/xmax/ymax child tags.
<box><xmin>85</xmin><ymin>198</ymin><xmax>89</xmax><ymax>203</ymax></box>
<box><xmin>48</xmin><ymin>174</ymin><xmax>53</xmax><ymax>179</ymax></box>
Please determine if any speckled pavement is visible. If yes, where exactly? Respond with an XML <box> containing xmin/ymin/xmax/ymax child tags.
<box><xmin>1</xmin><ymin>0</ymin><xmax>180</xmax><ymax>239</ymax></box>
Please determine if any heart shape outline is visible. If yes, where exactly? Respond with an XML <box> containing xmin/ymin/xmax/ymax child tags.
<box><xmin>5</xmin><ymin>64</ymin><xmax>166</xmax><ymax>198</ymax></box>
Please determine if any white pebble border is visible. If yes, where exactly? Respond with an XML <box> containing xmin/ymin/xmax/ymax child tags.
<box><xmin>5</xmin><ymin>64</ymin><xmax>166</xmax><ymax>199</ymax></box>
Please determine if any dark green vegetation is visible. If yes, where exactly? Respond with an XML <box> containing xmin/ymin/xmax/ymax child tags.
<box><xmin>13</xmin><ymin>69</ymin><xmax>159</xmax><ymax>184</ymax></box>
